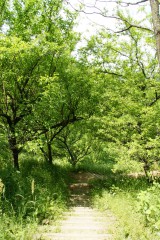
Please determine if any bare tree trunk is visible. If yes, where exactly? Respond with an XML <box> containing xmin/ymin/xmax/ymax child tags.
<box><xmin>12</xmin><ymin>147</ymin><xmax>19</xmax><ymax>170</ymax></box>
<box><xmin>149</xmin><ymin>0</ymin><xmax>160</xmax><ymax>68</ymax></box>
<box><xmin>8</xmin><ymin>136</ymin><xmax>20</xmax><ymax>170</ymax></box>
<box><xmin>47</xmin><ymin>142</ymin><xmax>53</xmax><ymax>164</ymax></box>
<box><xmin>40</xmin><ymin>143</ymin><xmax>53</xmax><ymax>164</ymax></box>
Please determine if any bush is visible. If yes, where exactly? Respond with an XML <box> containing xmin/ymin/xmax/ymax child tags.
<box><xmin>137</xmin><ymin>182</ymin><xmax>160</xmax><ymax>231</ymax></box>
<box><xmin>0</xmin><ymin>159</ymin><xmax>70</xmax><ymax>239</ymax></box>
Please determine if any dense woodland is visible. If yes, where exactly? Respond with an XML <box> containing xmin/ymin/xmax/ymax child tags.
<box><xmin>1</xmin><ymin>0</ymin><xmax>160</xmax><ymax>239</ymax></box>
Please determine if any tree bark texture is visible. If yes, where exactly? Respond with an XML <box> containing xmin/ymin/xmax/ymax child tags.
<box><xmin>8</xmin><ymin>136</ymin><xmax>20</xmax><ymax>170</ymax></box>
<box><xmin>149</xmin><ymin>0</ymin><xmax>160</xmax><ymax>68</ymax></box>
<box><xmin>47</xmin><ymin>142</ymin><xmax>53</xmax><ymax>164</ymax></box>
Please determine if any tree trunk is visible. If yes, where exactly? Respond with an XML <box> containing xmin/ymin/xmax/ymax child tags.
<box><xmin>149</xmin><ymin>0</ymin><xmax>160</xmax><ymax>68</ymax></box>
<box><xmin>47</xmin><ymin>142</ymin><xmax>53</xmax><ymax>164</ymax></box>
<box><xmin>40</xmin><ymin>143</ymin><xmax>53</xmax><ymax>163</ymax></box>
<box><xmin>63</xmin><ymin>141</ymin><xmax>77</xmax><ymax>167</ymax></box>
<box><xmin>8</xmin><ymin>136</ymin><xmax>20</xmax><ymax>170</ymax></box>
<box><xmin>12</xmin><ymin>147</ymin><xmax>19</xmax><ymax>170</ymax></box>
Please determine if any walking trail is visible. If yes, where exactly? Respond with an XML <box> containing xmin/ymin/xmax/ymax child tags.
<box><xmin>34</xmin><ymin>172</ymin><xmax>115</xmax><ymax>240</ymax></box>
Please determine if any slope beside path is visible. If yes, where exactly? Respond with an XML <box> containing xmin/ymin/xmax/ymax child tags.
<box><xmin>33</xmin><ymin>172</ymin><xmax>115</xmax><ymax>240</ymax></box>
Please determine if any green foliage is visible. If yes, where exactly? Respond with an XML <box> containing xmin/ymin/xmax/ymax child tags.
<box><xmin>0</xmin><ymin>133</ymin><xmax>11</xmax><ymax>168</ymax></box>
<box><xmin>0</xmin><ymin>158</ymin><xmax>70</xmax><ymax>238</ymax></box>
<box><xmin>89</xmin><ymin>162</ymin><xmax>159</xmax><ymax>239</ymax></box>
<box><xmin>82</xmin><ymin>21</ymin><xmax>160</xmax><ymax>178</ymax></box>
<box><xmin>54</xmin><ymin>122</ymin><xmax>92</xmax><ymax>167</ymax></box>
<box><xmin>1</xmin><ymin>0</ymin><xmax>160</xmax><ymax>238</ymax></box>
<box><xmin>0</xmin><ymin>216</ymin><xmax>36</xmax><ymax>240</ymax></box>
<box><xmin>137</xmin><ymin>182</ymin><xmax>160</xmax><ymax>231</ymax></box>
<box><xmin>93</xmin><ymin>190</ymin><xmax>159</xmax><ymax>240</ymax></box>
<box><xmin>0</xmin><ymin>0</ymin><xmax>82</xmax><ymax>169</ymax></box>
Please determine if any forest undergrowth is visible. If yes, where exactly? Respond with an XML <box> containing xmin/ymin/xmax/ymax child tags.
<box><xmin>1</xmin><ymin>1</ymin><xmax>160</xmax><ymax>239</ymax></box>
<box><xmin>1</xmin><ymin>157</ymin><xmax>160</xmax><ymax>239</ymax></box>
<box><xmin>81</xmin><ymin>160</ymin><xmax>160</xmax><ymax>240</ymax></box>
<box><xmin>0</xmin><ymin>157</ymin><xmax>71</xmax><ymax>240</ymax></box>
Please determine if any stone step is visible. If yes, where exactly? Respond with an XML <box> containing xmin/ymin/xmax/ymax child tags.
<box><xmin>33</xmin><ymin>173</ymin><xmax>114</xmax><ymax>240</ymax></box>
<box><xmin>63</xmin><ymin>214</ymin><xmax>106</xmax><ymax>219</ymax></box>
<box><xmin>70</xmin><ymin>194</ymin><xmax>90</xmax><ymax>198</ymax></box>
<box><xmin>34</xmin><ymin>232</ymin><xmax>112</xmax><ymax>240</ymax></box>
<box><xmin>63</xmin><ymin>213</ymin><xmax>109</xmax><ymax>218</ymax></box>
<box><xmin>60</xmin><ymin>225</ymin><xmax>107</xmax><ymax>231</ymax></box>
<box><xmin>68</xmin><ymin>207</ymin><xmax>98</xmax><ymax>213</ymax></box>
<box><xmin>70</xmin><ymin>183</ymin><xmax>90</xmax><ymax>187</ymax></box>
<box><xmin>60</xmin><ymin>218</ymin><xmax>109</xmax><ymax>224</ymax></box>
<box><xmin>72</xmin><ymin>206</ymin><xmax>97</xmax><ymax>211</ymax></box>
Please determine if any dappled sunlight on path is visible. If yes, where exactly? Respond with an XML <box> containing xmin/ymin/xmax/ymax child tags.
<box><xmin>33</xmin><ymin>172</ymin><xmax>114</xmax><ymax>240</ymax></box>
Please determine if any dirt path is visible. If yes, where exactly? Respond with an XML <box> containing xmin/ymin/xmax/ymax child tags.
<box><xmin>34</xmin><ymin>172</ymin><xmax>114</xmax><ymax>240</ymax></box>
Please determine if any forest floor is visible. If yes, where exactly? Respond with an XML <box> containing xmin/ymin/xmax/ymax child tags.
<box><xmin>33</xmin><ymin>172</ymin><xmax>116</xmax><ymax>240</ymax></box>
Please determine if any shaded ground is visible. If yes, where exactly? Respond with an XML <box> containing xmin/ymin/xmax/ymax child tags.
<box><xmin>69</xmin><ymin>172</ymin><xmax>95</xmax><ymax>207</ymax></box>
<box><xmin>33</xmin><ymin>172</ymin><xmax>115</xmax><ymax>240</ymax></box>
<box><xmin>69</xmin><ymin>171</ymin><xmax>108</xmax><ymax>206</ymax></box>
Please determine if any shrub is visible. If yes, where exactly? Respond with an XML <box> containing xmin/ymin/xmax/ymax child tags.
<box><xmin>0</xmin><ymin>159</ymin><xmax>70</xmax><ymax>238</ymax></box>
<box><xmin>137</xmin><ymin>182</ymin><xmax>160</xmax><ymax>231</ymax></box>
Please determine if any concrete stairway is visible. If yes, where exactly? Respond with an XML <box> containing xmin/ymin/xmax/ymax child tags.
<box><xmin>33</xmin><ymin>172</ymin><xmax>114</xmax><ymax>240</ymax></box>
<box><xmin>34</xmin><ymin>207</ymin><xmax>112</xmax><ymax>240</ymax></box>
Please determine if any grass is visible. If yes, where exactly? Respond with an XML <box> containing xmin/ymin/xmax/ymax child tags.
<box><xmin>0</xmin><ymin>216</ymin><xmax>37</xmax><ymax>240</ymax></box>
<box><xmin>78</xmin><ymin>159</ymin><xmax>160</xmax><ymax>240</ymax></box>
<box><xmin>0</xmin><ymin>157</ymin><xmax>72</xmax><ymax>239</ymax></box>
<box><xmin>75</xmin><ymin>158</ymin><xmax>114</xmax><ymax>175</ymax></box>
<box><xmin>92</xmin><ymin>190</ymin><xmax>160</xmax><ymax>240</ymax></box>
<box><xmin>1</xmin><ymin>155</ymin><xmax>160</xmax><ymax>239</ymax></box>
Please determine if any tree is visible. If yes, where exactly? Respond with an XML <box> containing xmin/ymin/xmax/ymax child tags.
<box><xmin>55</xmin><ymin>123</ymin><xmax>91</xmax><ymax>167</ymax></box>
<box><xmin>79</xmin><ymin>15</ymin><xmax>160</xmax><ymax>179</ymax></box>
<box><xmin>0</xmin><ymin>36</ymin><xmax>46</xmax><ymax>170</ymax></box>
<box><xmin>70</xmin><ymin>0</ymin><xmax>160</xmax><ymax>180</ymax></box>
<box><xmin>0</xmin><ymin>0</ymin><xmax>79</xmax><ymax>169</ymax></box>
<box><xmin>33</xmin><ymin>55</ymin><xmax>95</xmax><ymax>164</ymax></box>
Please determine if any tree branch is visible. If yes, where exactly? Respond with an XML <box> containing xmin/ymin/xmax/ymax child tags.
<box><xmin>50</xmin><ymin>125</ymin><xmax>66</xmax><ymax>142</ymax></box>
<box><xmin>38</xmin><ymin>116</ymin><xmax>83</xmax><ymax>135</ymax></box>
<box><xmin>149</xmin><ymin>91</ymin><xmax>160</xmax><ymax>106</ymax></box>
<box><xmin>100</xmin><ymin>69</ymin><xmax>124</xmax><ymax>77</ymax></box>
<box><xmin>129</xmin><ymin>30</ymin><xmax>149</xmax><ymax>79</ymax></box>
<box><xmin>115</xmin><ymin>24</ymin><xmax>152</xmax><ymax>34</ymax></box>
<box><xmin>89</xmin><ymin>0</ymin><xmax>148</xmax><ymax>5</ymax></box>
<box><xmin>21</xmin><ymin>57</ymin><xmax>41</xmax><ymax>93</ymax></box>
